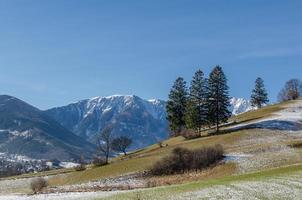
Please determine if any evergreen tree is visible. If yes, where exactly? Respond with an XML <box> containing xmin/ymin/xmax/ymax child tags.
<box><xmin>166</xmin><ymin>77</ymin><xmax>188</xmax><ymax>136</ymax></box>
<box><xmin>206</xmin><ymin>66</ymin><xmax>231</xmax><ymax>133</ymax></box>
<box><xmin>185</xmin><ymin>70</ymin><xmax>208</xmax><ymax>135</ymax></box>
<box><xmin>250</xmin><ymin>77</ymin><xmax>269</xmax><ymax>108</ymax></box>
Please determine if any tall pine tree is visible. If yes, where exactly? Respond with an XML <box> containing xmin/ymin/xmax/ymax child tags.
<box><xmin>250</xmin><ymin>77</ymin><xmax>269</xmax><ymax>108</ymax></box>
<box><xmin>185</xmin><ymin>70</ymin><xmax>208</xmax><ymax>135</ymax></box>
<box><xmin>166</xmin><ymin>77</ymin><xmax>188</xmax><ymax>136</ymax></box>
<box><xmin>206</xmin><ymin>66</ymin><xmax>231</xmax><ymax>133</ymax></box>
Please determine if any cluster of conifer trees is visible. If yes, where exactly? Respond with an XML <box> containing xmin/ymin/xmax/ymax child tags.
<box><xmin>167</xmin><ymin>66</ymin><xmax>269</xmax><ymax>136</ymax></box>
<box><xmin>166</xmin><ymin>66</ymin><xmax>231</xmax><ymax>136</ymax></box>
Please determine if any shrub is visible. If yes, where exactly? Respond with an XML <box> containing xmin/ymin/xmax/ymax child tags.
<box><xmin>150</xmin><ymin>144</ymin><xmax>224</xmax><ymax>175</ymax></box>
<box><xmin>158</xmin><ymin>141</ymin><xmax>164</xmax><ymax>148</ymax></box>
<box><xmin>74</xmin><ymin>164</ymin><xmax>86</xmax><ymax>171</ymax></box>
<box><xmin>74</xmin><ymin>155</ymin><xmax>86</xmax><ymax>171</ymax></box>
<box><xmin>181</xmin><ymin>129</ymin><xmax>200</xmax><ymax>139</ymax></box>
<box><xmin>30</xmin><ymin>177</ymin><xmax>48</xmax><ymax>194</ymax></box>
<box><xmin>92</xmin><ymin>156</ymin><xmax>107</xmax><ymax>167</ymax></box>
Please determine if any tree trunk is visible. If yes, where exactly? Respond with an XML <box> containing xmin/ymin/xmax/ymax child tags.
<box><xmin>216</xmin><ymin>95</ymin><xmax>219</xmax><ymax>134</ymax></box>
<box><xmin>105</xmin><ymin>153</ymin><xmax>109</xmax><ymax>164</ymax></box>
<box><xmin>216</xmin><ymin>122</ymin><xmax>219</xmax><ymax>134</ymax></box>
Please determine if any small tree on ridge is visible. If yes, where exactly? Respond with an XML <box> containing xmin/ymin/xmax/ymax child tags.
<box><xmin>251</xmin><ymin>77</ymin><xmax>269</xmax><ymax>108</ymax></box>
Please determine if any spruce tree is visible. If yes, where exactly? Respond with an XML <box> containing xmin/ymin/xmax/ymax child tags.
<box><xmin>185</xmin><ymin>70</ymin><xmax>208</xmax><ymax>135</ymax></box>
<box><xmin>250</xmin><ymin>77</ymin><xmax>269</xmax><ymax>108</ymax></box>
<box><xmin>166</xmin><ymin>77</ymin><xmax>188</xmax><ymax>136</ymax></box>
<box><xmin>206</xmin><ymin>66</ymin><xmax>231</xmax><ymax>133</ymax></box>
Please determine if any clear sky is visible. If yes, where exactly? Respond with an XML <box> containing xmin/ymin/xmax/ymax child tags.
<box><xmin>0</xmin><ymin>0</ymin><xmax>302</xmax><ymax>109</ymax></box>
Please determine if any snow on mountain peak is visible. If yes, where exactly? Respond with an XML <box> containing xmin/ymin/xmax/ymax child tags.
<box><xmin>46</xmin><ymin>95</ymin><xmax>168</xmax><ymax>149</ymax></box>
<box><xmin>230</xmin><ymin>97</ymin><xmax>253</xmax><ymax>115</ymax></box>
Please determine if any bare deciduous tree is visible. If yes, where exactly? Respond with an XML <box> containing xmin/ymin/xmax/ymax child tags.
<box><xmin>278</xmin><ymin>79</ymin><xmax>302</xmax><ymax>102</ymax></box>
<box><xmin>96</xmin><ymin>126</ymin><xmax>113</xmax><ymax>164</ymax></box>
<box><xmin>111</xmin><ymin>136</ymin><xmax>132</xmax><ymax>155</ymax></box>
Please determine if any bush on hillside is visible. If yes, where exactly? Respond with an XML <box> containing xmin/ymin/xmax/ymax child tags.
<box><xmin>74</xmin><ymin>155</ymin><xmax>87</xmax><ymax>171</ymax></box>
<box><xmin>92</xmin><ymin>156</ymin><xmax>107</xmax><ymax>167</ymax></box>
<box><xmin>150</xmin><ymin>144</ymin><xmax>224</xmax><ymax>175</ymax></box>
<box><xmin>181</xmin><ymin>129</ymin><xmax>200</xmax><ymax>139</ymax></box>
<box><xmin>74</xmin><ymin>164</ymin><xmax>86</xmax><ymax>171</ymax></box>
<box><xmin>30</xmin><ymin>177</ymin><xmax>48</xmax><ymax>194</ymax></box>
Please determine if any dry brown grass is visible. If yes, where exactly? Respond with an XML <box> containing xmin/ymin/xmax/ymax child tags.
<box><xmin>146</xmin><ymin>162</ymin><xmax>236</xmax><ymax>187</ymax></box>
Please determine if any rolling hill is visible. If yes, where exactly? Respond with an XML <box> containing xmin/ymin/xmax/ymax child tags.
<box><xmin>41</xmin><ymin>100</ymin><xmax>302</xmax><ymax>199</ymax></box>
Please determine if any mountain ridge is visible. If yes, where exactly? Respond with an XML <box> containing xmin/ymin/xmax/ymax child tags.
<box><xmin>0</xmin><ymin>95</ymin><xmax>94</xmax><ymax>161</ymax></box>
<box><xmin>45</xmin><ymin>95</ymin><xmax>168</xmax><ymax>149</ymax></box>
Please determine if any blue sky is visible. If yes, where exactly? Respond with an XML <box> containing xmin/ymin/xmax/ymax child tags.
<box><xmin>0</xmin><ymin>0</ymin><xmax>302</xmax><ymax>109</ymax></box>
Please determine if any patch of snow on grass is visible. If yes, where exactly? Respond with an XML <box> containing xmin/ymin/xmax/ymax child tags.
<box><xmin>231</xmin><ymin>101</ymin><xmax>302</xmax><ymax>131</ymax></box>
<box><xmin>0</xmin><ymin>191</ymin><xmax>118</xmax><ymax>200</ymax></box>
<box><xmin>178</xmin><ymin>172</ymin><xmax>302</xmax><ymax>200</ymax></box>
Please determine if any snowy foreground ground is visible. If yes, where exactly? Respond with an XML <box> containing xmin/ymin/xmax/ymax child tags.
<box><xmin>1</xmin><ymin>171</ymin><xmax>302</xmax><ymax>200</ymax></box>
<box><xmin>177</xmin><ymin>171</ymin><xmax>302</xmax><ymax>200</ymax></box>
<box><xmin>0</xmin><ymin>191</ymin><xmax>119</xmax><ymax>200</ymax></box>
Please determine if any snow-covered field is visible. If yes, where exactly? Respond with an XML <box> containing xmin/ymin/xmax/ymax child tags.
<box><xmin>229</xmin><ymin>101</ymin><xmax>302</xmax><ymax>132</ymax></box>
<box><xmin>0</xmin><ymin>191</ymin><xmax>119</xmax><ymax>200</ymax></box>
<box><xmin>51</xmin><ymin>173</ymin><xmax>146</xmax><ymax>193</ymax></box>
<box><xmin>178</xmin><ymin>172</ymin><xmax>302</xmax><ymax>200</ymax></box>
<box><xmin>225</xmin><ymin>101</ymin><xmax>302</xmax><ymax>173</ymax></box>
<box><xmin>229</xmin><ymin>130</ymin><xmax>302</xmax><ymax>173</ymax></box>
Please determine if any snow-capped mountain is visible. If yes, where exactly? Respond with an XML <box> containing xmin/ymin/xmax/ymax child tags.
<box><xmin>229</xmin><ymin>97</ymin><xmax>253</xmax><ymax>115</ymax></box>
<box><xmin>0</xmin><ymin>95</ymin><xmax>94</xmax><ymax>161</ymax></box>
<box><xmin>45</xmin><ymin>95</ymin><xmax>168</xmax><ymax>149</ymax></box>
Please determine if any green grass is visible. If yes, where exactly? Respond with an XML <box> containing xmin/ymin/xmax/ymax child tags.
<box><xmin>99</xmin><ymin>164</ymin><xmax>302</xmax><ymax>200</ymax></box>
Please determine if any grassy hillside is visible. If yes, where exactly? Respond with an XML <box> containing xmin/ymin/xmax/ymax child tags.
<box><xmin>48</xmin><ymin>100</ymin><xmax>302</xmax><ymax>187</ymax></box>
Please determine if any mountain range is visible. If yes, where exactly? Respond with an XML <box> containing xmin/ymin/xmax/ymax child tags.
<box><xmin>45</xmin><ymin>95</ymin><xmax>169</xmax><ymax>149</ymax></box>
<box><xmin>0</xmin><ymin>94</ymin><xmax>251</xmax><ymax>161</ymax></box>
